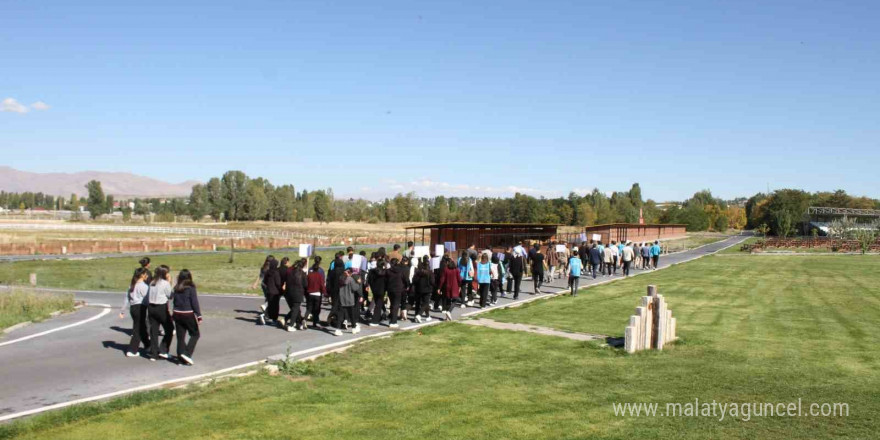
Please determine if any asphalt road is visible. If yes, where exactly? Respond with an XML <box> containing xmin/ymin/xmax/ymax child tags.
<box><xmin>0</xmin><ymin>235</ymin><xmax>748</xmax><ymax>421</ymax></box>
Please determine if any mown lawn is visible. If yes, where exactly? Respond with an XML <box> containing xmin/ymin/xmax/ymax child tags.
<box><xmin>0</xmin><ymin>248</ymin><xmax>376</xmax><ymax>294</ymax></box>
<box><xmin>2</xmin><ymin>254</ymin><xmax>878</xmax><ymax>439</ymax></box>
<box><xmin>0</xmin><ymin>290</ymin><xmax>74</xmax><ymax>330</ymax></box>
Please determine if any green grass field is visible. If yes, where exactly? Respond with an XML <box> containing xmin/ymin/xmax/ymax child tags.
<box><xmin>663</xmin><ymin>233</ymin><xmax>730</xmax><ymax>253</ymax></box>
<box><xmin>0</xmin><ymin>290</ymin><xmax>74</xmax><ymax>330</ymax></box>
<box><xmin>3</xmin><ymin>254</ymin><xmax>877</xmax><ymax>439</ymax></box>
<box><xmin>0</xmin><ymin>248</ymin><xmax>377</xmax><ymax>294</ymax></box>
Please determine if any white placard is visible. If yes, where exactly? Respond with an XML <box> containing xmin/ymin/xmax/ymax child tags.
<box><xmin>350</xmin><ymin>254</ymin><xmax>365</xmax><ymax>270</ymax></box>
<box><xmin>434</xmin><ymin>244</ymin><xmax>445</xmax><ymax>256</ymax></box>
<box><xmin>431</xmin><ymin>256</ymin><xmax>442</xmax><ymax>270</ymax></box>
<box><xmin>514</xmin><ymin>245</ymin><xmax>526</xmax><ymax>256</ymax></box>
<box><xmin>555</xmin><ymin>244</ymin><xmax>566</xmax><ymax>253</ymax></box>
<box><xmin>298</xmin><ymin>244</ymin><xmax>313</xmax><ymax>257</ymax></box>
<box><xmin>414</xmin><ymin>245</ymin><xmax>430</xmax><ymax>259</ymax></box>
<box><xmin>591</xmin><ymin>234</ymin><xmax>601</xmax><ymax>241</ymax></box>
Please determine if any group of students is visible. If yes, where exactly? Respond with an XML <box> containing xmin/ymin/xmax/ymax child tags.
<box><xmin>119</xmin><ymin>257</ymin><xmax>202</xmax><ymax>365</ymax></box>
<box><xmin>572</xmin><ymin>239</ymin><xmax>663</xmax><ymax>279</ymax></box>
<box><xmin>251</xmin><ymin>238</ymin><xmax>665</xmax><ymax>335</ymax></box>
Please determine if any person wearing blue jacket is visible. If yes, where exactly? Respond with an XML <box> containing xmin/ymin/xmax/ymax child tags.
<box><xmin>650</xmin><ymin>241</ymin><xmax>662</xmax><ymax>270</ymax></box>
<box><xmin>458</xmin><ymin>254</ymin><xmax>474</xmax><ymax>307</ymax></box>
<box><xmin>568</xmin><ymin>249</ymin><xmax>583</xmax><ymax>296</ymax></box>
<box><xmin>476</xmin><ymin>254</ymin><xmax>492</xmax><ymax>308</ymax></box>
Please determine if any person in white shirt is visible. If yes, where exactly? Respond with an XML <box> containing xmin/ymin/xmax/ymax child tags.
<box><xmin>621</xmin><ymin>242</ymin><xmax>634</xmax><ymax>277</ymax></box>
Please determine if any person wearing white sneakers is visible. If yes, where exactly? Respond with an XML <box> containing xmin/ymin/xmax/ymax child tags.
<box><xmin>120</xmin><ymin>267</ymin><xmax>151</xmax><ymax>358</ymax></box>
<box><xmin>437</xmin><ymin>258</ymin><xmax>462</xmax><ymax>321</ymax></box>
<box><xmin>172</xmin><ymin>269</ymin><xmax>202</xmax><ymax>366</ymax></box>
<box><xmin>147</xmin><ymin>265</ymin><xmax>175</xmax><ymax>361</ymax></box>
<box><xmin>411</xmin><ymin>259</ymin><xmax>434</xmax><ymax>323</ymax></box>
<box><xmin>259</xmin><ymin>258</ymin><xmax>283</xmax><ymax>326</ymax></box>
<box><xmin>252</xmin><ymin>255</ymin><xmax>275</xmax><ymax>313</ymax></box>
<box><xmin>334</xmin><ymin>268</ymin><xmax>362</xmax><ymax>336</ymax></box>
<box><xmin>385</xmin><ymin>258</ymin><xmax>409</xmax><ymax>329</ymax></box>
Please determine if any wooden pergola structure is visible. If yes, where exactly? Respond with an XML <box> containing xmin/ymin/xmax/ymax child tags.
<box><xmin>404</xmin><ymin>223</ymin><xmax>559</xmax><ymax>253</ymax></box>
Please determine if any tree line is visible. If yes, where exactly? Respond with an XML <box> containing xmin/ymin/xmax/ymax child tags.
<box><xmin>3</xmin><ymin>172</ymin><xmax>878</xmax><ymax>236</ymax></box>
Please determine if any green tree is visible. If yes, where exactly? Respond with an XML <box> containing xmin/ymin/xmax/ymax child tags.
<box><xmin>85</xmin><ymin>180</ymin><xmax>108</xmax><ymax>219</ymax></box>
<box><xmin>271</xmin><ymin>185</ymin><xmax>297</xmax><ymax>222</ymax></box>
<box><xmin>313</xmin><ymin>190</ymin><xmax>332</xmax><ymax>222</ymax></box>
<box><xmin>221</xmin><ymin>171</ymin><xmax>249</xmax><ymax>221</ymax></box>
<box><xmin>189</xmin><ymin>184</ymin><xmax>210</xmax><ymax>221</ymax></box>
<box><xmin>428</xmin><ymin>196</ymin><xmax>450</xmax><ymax>222</ymax></box>
<box><xmin>206</xmin><ymin>177</ymin><xmax>225</xmax><ymax>221</ymax></box>
<box><xmin>242</xmin><ymin>178</ymin><xmax>269</xmax><ymax>220</ymax></box>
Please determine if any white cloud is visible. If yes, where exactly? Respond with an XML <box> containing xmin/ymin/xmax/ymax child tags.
<box><xmin>30</xmin><ymin>101</ymin><xmax>50</xmax><ymax>111</ymax></box>
<box><xmin>2</xmin><ymin>98</ymin><xmax>29</xmax><ymax>114</ymax></box>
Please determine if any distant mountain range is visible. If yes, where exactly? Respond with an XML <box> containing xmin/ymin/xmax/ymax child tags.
<box><xmin>0</xmin><ymin>166</ymin><xmax>199</xmax><ymax>198</ymax></box>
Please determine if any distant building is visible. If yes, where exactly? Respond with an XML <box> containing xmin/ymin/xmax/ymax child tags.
<box><xmin>572</xmin><ymin>223</ymin><xmax>687</xmax><ymax>244</ymax></box>
<box><xmin>404</xmin><ymin>223</ymin><xmax>560</xmax><ymax>252</ymax></box>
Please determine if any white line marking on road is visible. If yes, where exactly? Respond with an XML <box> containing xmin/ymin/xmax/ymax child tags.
<box><xmin>0</xmin><ymin>329</ymin><xmax>396</xmax><ymax>422</ymax></box>
<box><xmin>0</xmin><ymin>306</ymin><xmax>111</xmax><ymax>348</ymax></box>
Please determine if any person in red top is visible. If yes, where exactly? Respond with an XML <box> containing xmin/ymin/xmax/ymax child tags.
<box><xmin>436</xmin><ymin>258</ymin><xmax>462</xmax><ymax>321</ymax></box>
<box><xmin>305</xmin><ymin>256</ymin><xmax>326</xmax><ymax>328</ymax></box>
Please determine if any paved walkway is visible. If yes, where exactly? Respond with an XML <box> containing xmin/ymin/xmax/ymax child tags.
<box><xmin>0</xmin><ymin>235</ymin><xmax>748</xmax><ymax>421</ymax></box>
<box><xmin>461</xmin><ymin>318</ymin><xmax>607</xmax><ymax>341</ymax></box>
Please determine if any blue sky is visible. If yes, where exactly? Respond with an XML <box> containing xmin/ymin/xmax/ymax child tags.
<box><xmin>2</xmin><ymin>0</ymin><xmax>879</xmax><ymax>201</ymax></box>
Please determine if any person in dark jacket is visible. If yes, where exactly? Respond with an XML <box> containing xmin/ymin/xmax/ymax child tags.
<box><xmin>436</xmin><ymin>258</ymin><xmax>462</xmax><ymax>321</ymax></box>
<box><xmin>431</xmin><ymin>254</ymin><xmax>446</xmax><ymax>311</ymax></box>
<box><xmin>283</xmin><ymin>259</ymin><xmax>308</xmax><ymax>331</ymax></box>
<box><xmin>368</xmin><ymin>256</ymin><xmax>388</xmax><ymax>326</ymax></box>
<box><xmin>259</xmin><ymin>259</ymin><xmax>283</xmax><ymax>326</ymax></box>
<box><xmin>333</xmin><ymin>269</ymin><xmax>362</xmax><ymax>336</ymax></box>
<box><xmin>305</xmin><ymin>256</ymin><xmax>326</xmax><ymax>328</ymax></box>
<box><xmin>508</xmin><ymin>250</ymin><xmax>525</xmax><ymax>300</ymax></box>
<box><xmin>252</xmin><ymin>255</ymin><xmax>275</xmax><ymax>312</ymax></box>
<box><xmin>502</xmin><ymin>247</ymin><xmax>513</xmax><ymax>297</ymax></box>
<box><xmin>385</xmin><ymin>258</ymin><xmax>409</xmax><ymax>328</ymax></box>
<box><xmin>412</xmin><ymin>258</ymin><xmax>434</xmax><ymax>323</ymax></box>
<box><xmin>588</xmin><ymin>244</ymin><xmax>602</xmax><ymax>279</ymax></box>
<box><xmin>531</xmin><ymin>248</ymin><xmax>546</xmax><ymax>294</ymax></box>
<box><xmin>326</xmin><ymin>252</ymin><xmax>346</xmax><ymax>327</ymax></box>
<box><xmin>172</xmin><ymin>269</ymin><xmax>201</xmax><ymax>365</ymax></box>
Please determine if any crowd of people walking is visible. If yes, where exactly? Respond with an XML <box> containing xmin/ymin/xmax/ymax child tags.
<box><xmin>119</xmin><ymin>239</ymin><xmax>665</xmax><ymax>359</ymax></box>
<box><xmin>250</xmin><ymin>239</ymin><xmax>665</xmax><ymax>335</ymax></box>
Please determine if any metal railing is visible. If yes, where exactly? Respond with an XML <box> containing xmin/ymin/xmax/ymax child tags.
<box><xmin>0</xmin><ymin>222</ymin><xmax>327</xmax><ymax>240</ymax></box>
